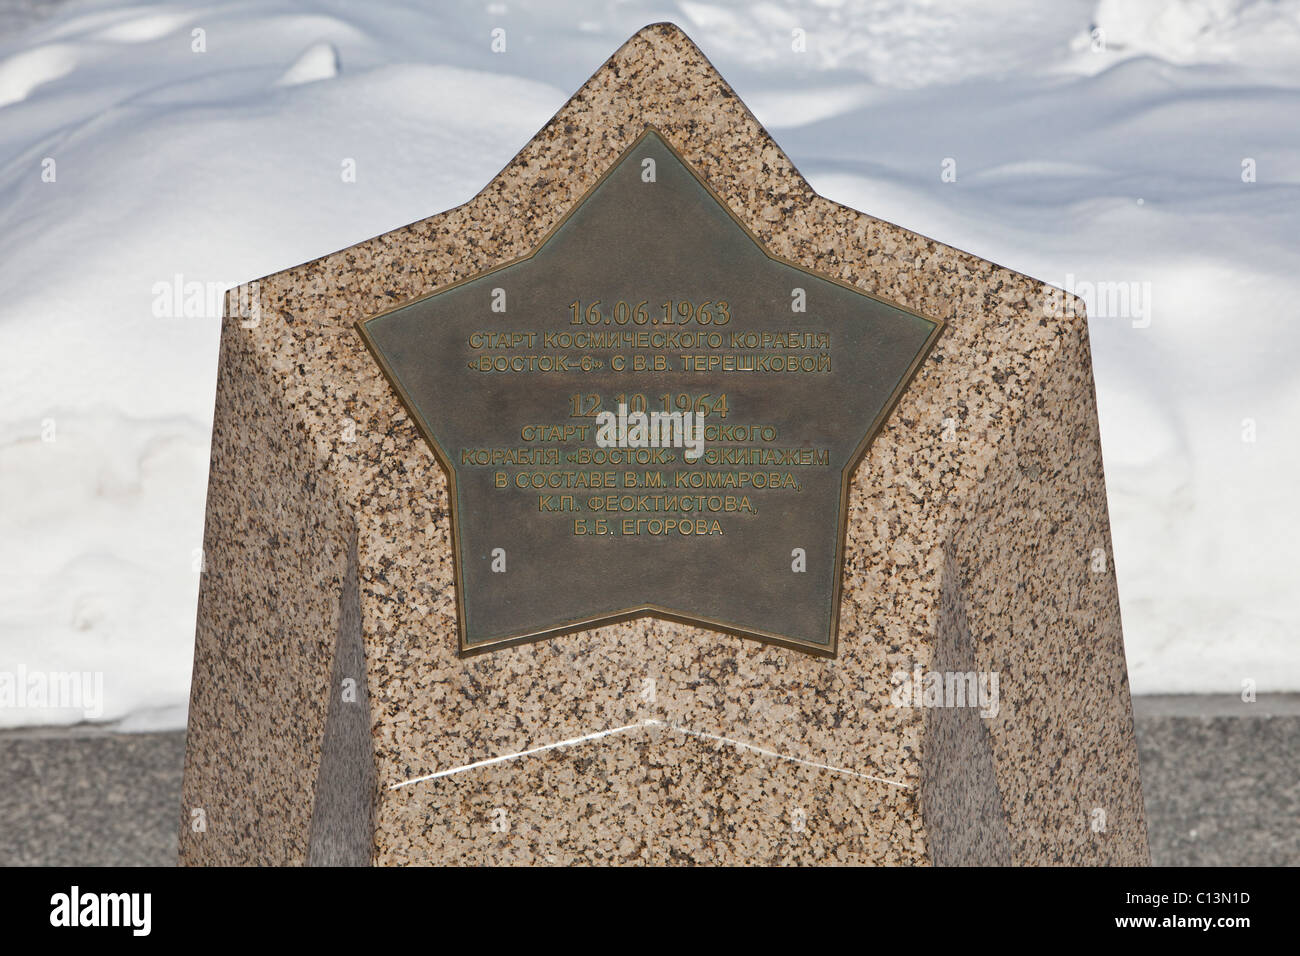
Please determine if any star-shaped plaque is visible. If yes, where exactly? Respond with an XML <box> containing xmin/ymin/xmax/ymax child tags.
<box><xmin>358</xmin><ymin>129</ymin><xmax>942</xmax><ymax>656</ymax></box>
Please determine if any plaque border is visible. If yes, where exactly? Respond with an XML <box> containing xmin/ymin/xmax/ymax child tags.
<box><xmin>356</xmin><ymin>126</ymin><xmax>945</xmax><ymax>657</ymax></box>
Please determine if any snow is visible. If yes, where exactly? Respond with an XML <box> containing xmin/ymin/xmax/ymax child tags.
<box><xmin>278</xmin><ymin>40</ymin><xmax>341</xmax><ymax>87</ymax></box>
<box><xmin>0</xmin><ymin>0</ymin><xmax>1296</xmax><ymax>729</ymax></box>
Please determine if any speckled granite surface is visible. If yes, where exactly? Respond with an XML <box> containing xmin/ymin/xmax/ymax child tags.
<box><xmin>179</xmin><ymin>23</ymin><xmax>1147</xmax><ymax>865</ymax></box>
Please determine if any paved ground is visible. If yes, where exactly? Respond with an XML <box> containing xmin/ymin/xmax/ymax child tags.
<box><xmin>0</xmin><ymin>725</ymin><xmax>185</xmax><ymax>867</ymax></box>
<box><xmin>0</xmin><ymin>695</ymin><xmax>1294</xmax><ymax>866</ymax></box>
<box><xmin>1132</xmin><ymin>694</ymin><xmax>1300</xmax><ymax>866</ymax></box>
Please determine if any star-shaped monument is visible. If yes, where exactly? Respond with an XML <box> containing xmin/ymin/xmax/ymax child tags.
<box><xmin>358</xmin><ymin>128</ymin><xmax>942</xmax><ymax>656</ymax></box>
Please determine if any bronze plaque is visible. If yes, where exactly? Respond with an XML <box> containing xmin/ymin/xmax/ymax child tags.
<box><xmin>358</xmin><ymin>129</ymin><xmax>942</xmax><ymax>656</ymax></box>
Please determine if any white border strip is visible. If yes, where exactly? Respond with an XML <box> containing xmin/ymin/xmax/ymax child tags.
<box><xmin>389</xmin><ymin>718</ymin><xmax>910</xmax><ymax>791</ymax></box>
<box><xmin>389</xmin><ymin>721</ymin><xmax>647</xmax><ymax>789</ymax></box>
<box><xmin>664</xmin><ymin>721</ymin><xmax>910</xmax><ymax>788</ymax></box>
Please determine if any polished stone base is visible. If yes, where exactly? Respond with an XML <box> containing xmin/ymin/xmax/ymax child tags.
<box><xmin>12</xmin><ymin>698</ymin><xmax>1295</xmax><ymax>866</ymax></box>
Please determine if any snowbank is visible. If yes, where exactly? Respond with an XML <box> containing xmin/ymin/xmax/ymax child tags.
<box><xmin>0</xmin><ymin>0</ymin><xmax>1296</xmax><ymax>727</ymax></box>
